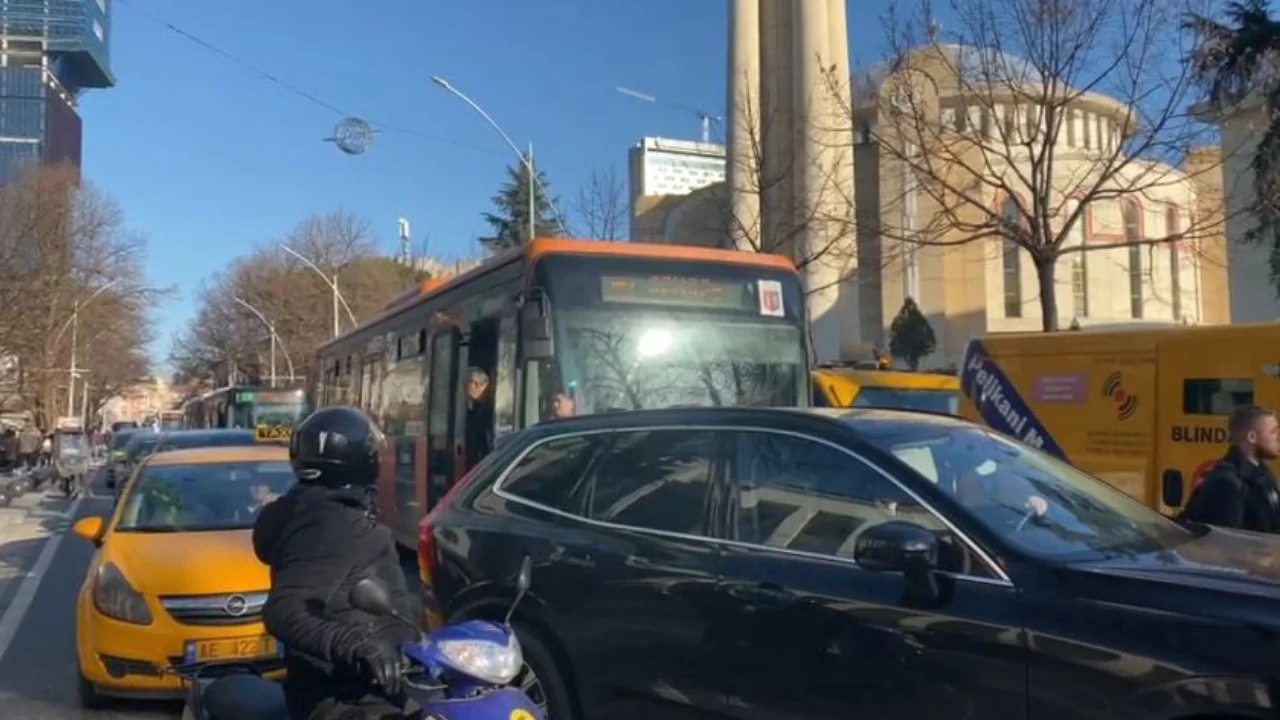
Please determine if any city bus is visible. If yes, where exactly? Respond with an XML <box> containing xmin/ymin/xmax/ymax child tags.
<box><xmin>181</xmin><ymin>386</ymin><xmax>310</xmax><ymax>441</ymax></box>
<box><xmin>315</xmin><ymin>238</ymin><xmax>810</xmax><ymax>546</ymax></box>
<box><xmin>156</xmin><ymin>410</ymin><xmax>184</xmax><ymax>431</ymax></box>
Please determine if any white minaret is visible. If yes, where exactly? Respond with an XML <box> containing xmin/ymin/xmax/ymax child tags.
<box><xmin>735</xmin><ymin>0</ymin><xmax>857</xmax><ymax>362</ymax></box>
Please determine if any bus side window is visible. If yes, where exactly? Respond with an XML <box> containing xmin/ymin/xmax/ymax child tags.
<box><xmin>1183</xmin><ymin>378</ymin><xmax>1254</xmax><ymax>415</ymax></box>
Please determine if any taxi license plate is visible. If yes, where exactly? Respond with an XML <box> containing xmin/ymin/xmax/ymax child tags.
<box><xmin>184</xmin><ymin>635</ymin><xmax>279</xmax><ymax>664</ymax></box>
<box><xmin>255</xmin><ymin>426</ymin><xmax>291</xmax><ymax>443</ymax></box>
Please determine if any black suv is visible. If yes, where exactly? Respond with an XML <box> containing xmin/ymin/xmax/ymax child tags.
<box><xmin>421</xmin><ymin>407</ymin><xmax>1280</xmax><ymax>720</ymax></box>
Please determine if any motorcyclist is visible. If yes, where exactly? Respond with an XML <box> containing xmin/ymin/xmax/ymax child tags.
<box><xmin>253</xmin><ymin>406</ymin><xmax>419</xmax><ymax>720</ymax></box>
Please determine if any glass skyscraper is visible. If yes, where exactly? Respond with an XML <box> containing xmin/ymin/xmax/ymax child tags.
<box><xmin>0</xmin><ymin>0</ymin><xmax>113</xmax><ymax>182</ymax></box>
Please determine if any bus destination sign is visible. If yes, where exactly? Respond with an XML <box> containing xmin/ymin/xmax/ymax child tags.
<box><xmin>600</xmin><ymin>275</ymin><xmax>747</xmax><ymax>310</ymax></box>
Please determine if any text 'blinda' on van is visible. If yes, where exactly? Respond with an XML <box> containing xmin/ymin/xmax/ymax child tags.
<box><xmin>958</xmin><ymin>322</ymin><xmax>1280</xmax><ymax>514</ymax></box>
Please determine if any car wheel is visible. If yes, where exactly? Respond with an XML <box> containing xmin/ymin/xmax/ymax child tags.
<box><xmin>77</xmin><ymin>673</ymin><xmax>109</xmax><ymax>710</ymax></box>
<box><xmin>513</xmin><ymin>621</ymin><xmax>575</xmax><ymax>720</ymax></box>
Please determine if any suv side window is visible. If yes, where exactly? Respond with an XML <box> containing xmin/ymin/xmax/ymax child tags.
<box><xmin>586</xmin><ymin>430</ymin><xmax>718</xmax><ymax>537</ymax></box>
<box><xmin>730</xmin><ymin>430</ymin><xmax>993</xmax><ymax>577</ymax></box>
<box><xmin>499</xmin><ymin>435</ymin><xmax>604</xmax><ymax>513</ymax></box>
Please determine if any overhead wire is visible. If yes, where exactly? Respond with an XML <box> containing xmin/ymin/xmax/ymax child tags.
<box><xmin>114</xmin><ymin>0</ymin><xmax>507</xmax><ymax>157</ymax></box>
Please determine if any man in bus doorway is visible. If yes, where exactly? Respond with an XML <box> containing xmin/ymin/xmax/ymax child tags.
<box><xmin>464</xmin><ymin>367</ymin><xmax>494</xmax><ymax>468</ymax></box>
<box><xmin>1181</xmin><ymin>405</ymin><xmax>1280</xmax><ymax>533</ymax></box>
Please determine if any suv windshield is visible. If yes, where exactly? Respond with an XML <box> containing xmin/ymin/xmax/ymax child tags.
<box><xmin>116</xmin><ymin>461</ymin><xmax>295</xmax><ymax>532</ymax></box>
<box><xmin>110</xmin><ymin>432</ymin><xmax>136</xmax><ymax>451</ymax></box>
<box><xmin>855</xmin><ymin>417</ymin><xmax>1193</xmax><ymax>562</ymax></box>
<box><xmin>127</xmin><ymin>437</ymin><xmax>159</xmax><ymax>464</ymax></box>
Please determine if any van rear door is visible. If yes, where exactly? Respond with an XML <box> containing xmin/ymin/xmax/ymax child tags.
<box><xmin>1157</xmin><ymin>336</ymin><xmax>1269</xmax><ymax>513</ymax></box>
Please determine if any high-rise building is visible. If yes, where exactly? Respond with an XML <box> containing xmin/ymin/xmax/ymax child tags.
<box><xmin>0</xmin><ymin>0</ymin><xmax>113</xmax><ymax>182</ymax></box>
<box><xmin>627</xmin><ymin>136</ymin><xmax>725</xmax><ymax>241</ymax></box>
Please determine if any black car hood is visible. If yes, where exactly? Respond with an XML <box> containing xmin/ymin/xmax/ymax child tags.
<box><xmin>1072</xmin><ymin>526</ymin><xmax>1280</xmax><ymax>599</ymax></box>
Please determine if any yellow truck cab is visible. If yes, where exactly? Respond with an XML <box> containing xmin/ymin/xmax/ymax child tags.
<box><xmin>812</xmin><ymin>361</ymin><xmax>960</xmax><ymax>414</ymax></box>
<box><xmin>958</xmin><ymin>323</ymin><xmax>1280</xmax><ymax>515</ymax></box>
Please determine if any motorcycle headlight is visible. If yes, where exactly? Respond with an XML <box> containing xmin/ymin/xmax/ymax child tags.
<box><xmin>437</xmin><ymin>633</ymin><xmax>523</xmax><ymax>685</ymax></box>
<box><xmin>92</xmin><ymin>562</ymin><xmax>152</xmax><ymax>625</ymax></box>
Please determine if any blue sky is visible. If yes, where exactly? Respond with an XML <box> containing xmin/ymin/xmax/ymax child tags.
<box><xmin>79</xmin><ymin>0</ymin><xmax>891</xmax><ymax>370</ymax></box>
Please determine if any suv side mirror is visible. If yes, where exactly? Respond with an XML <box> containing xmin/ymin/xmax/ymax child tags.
<box><xmin>855</xmin><ymin>521</ymin><xmax>942</xmax><ymax>605</ymax></box>
<box><xmin>1162</xmin><ymin>469</ymin><xmax>1184</xmax><ymax>508</ymax></box>
<box><xmin>855</xmin><ymin>521</ymin><xmax>939</xmax><ymax>573</ymax></box>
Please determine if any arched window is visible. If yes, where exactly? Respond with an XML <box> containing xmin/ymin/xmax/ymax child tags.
<box><xmin>1002</xmin><ymin>197</ymin><xmax>1023</xmax><ymax>318</ymax></box>
<box><xmin>1124</xmin><ymin>200</ymin><xmax>1143</xmax><ymax>318</ymax></box>
<box><xmin>1167</xmin><ymin>207</ymin><xmax>1182</xmax><ymax>321</ymax></box>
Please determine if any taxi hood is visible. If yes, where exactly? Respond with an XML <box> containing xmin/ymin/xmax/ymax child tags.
<box><xmin>104</xmin><ymin>529</ymin><xmax>269</xmax><ymax>596</ymax></box>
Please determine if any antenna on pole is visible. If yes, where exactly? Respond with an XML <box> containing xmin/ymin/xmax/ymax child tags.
<box><xmin>617</xmin><ymin>86</ymin><xmax>722</xmax><ymax>144</ymax></box>
<box><xmin>397</xmin><ymin>218</ymin><xmax>412</xmax><ymax>266</ymax></box>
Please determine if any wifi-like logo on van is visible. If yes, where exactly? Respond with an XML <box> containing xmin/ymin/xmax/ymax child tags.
<box><xmin>1101</xmin><ymin>372</ymin><xmax>1139</xmax><ymax>421</ymax></box>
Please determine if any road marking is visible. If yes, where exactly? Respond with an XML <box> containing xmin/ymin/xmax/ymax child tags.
<box><xmin>0</xmin><ymin>494</ymin><xmax>82</xmax><ymax>665</ymax></box>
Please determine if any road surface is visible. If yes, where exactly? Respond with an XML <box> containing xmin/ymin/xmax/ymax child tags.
<box><xmin>0</xmin><ymin>466</ymin><xmax>420</xmax><ymax>719</ymax></box>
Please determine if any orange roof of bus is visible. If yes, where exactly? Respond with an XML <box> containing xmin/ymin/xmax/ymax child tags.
<box><xmin>321</xmin><ymin>238</ymin><xmax>797</xmax><ymax>351</ymax></box>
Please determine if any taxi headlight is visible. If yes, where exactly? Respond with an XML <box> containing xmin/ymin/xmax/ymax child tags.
<box><xmin>437</xmin><ymin>634</ymin><xmax>523</xmax><ymax>685</ymax></box>
<box><xmin>92</xmin><ymin>562</ymin><xmax>152</xmax><ymax>625</ymax></box>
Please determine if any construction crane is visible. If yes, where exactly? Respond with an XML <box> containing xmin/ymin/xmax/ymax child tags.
<box><xmin>617</xmin><ymin>86</ymin><xmax>723</xmax><ymax>144</ymax></box>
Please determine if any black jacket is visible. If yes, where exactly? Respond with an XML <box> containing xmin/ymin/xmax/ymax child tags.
<box><xmin>1181</xmin><ymin>447</ymin><xmax>1280</xmax><ymax>534</ymax></box>
<box><xmin>253</xmin><ymin>483</ymin><xmax>419</xmax><ymax>719</ymax></box>
<box><xmin>465</xmin><ymin>399</ymin><xmax>495</xmax><ymax>468</ymax></box>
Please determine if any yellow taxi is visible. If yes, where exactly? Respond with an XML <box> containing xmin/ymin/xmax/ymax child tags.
<box><xmin>812</xmin><ymin>361</ymin><xmax>960</xmax><ymax>413</ymax></box>
<box><xmin>72</xmin><ymin>444</ymin><xmax>295</xmax><ymax>708</ymax></box>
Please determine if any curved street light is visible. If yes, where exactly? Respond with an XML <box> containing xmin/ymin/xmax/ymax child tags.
<box><xmin>54</xmin><ymin>279</ymin><xmax>122</xmax><ymax>419</ymax></box>
<box><xmin>278</xmin><ymin>244</ymin><xmax>358</xmax><ymax>338</ymax></box>
<box><xmin>430</xmin><ymin>75</ymin><xmax>572</xmax><ymax>240</ymax></box>
<box><xmin>233</xmin><ymin>296</ymin><xmax>296</xmax><ymax>388</ymax></box>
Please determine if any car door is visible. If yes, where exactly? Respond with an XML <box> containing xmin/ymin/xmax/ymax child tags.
<box><xmin>713</xmin><ymin>428</ymin><xmax>1027</xmax><ymax>720</ymax></box>
<box><xmin>498</xmin><ymin>427</ymin><xmax>728</xmax><ymax>720</ymax></box>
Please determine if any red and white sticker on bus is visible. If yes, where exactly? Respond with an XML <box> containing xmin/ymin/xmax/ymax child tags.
<box><xmin>758</xmin><ymin>279</ymin><xmax>784</xmax><ymax>317</ymax></box>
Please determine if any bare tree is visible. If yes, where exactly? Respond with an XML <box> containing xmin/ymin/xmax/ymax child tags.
<box><xmin>854</xmin><ymin>0</ymin><xmax>1227</xmax><ymax>331</ymax></box>
<box><xmin>719</xmin><ymin>84</ymin><xmax>861</xmax><ymax>295</ymax></box>
<box><xmin>0</xmin><ymin>164</ymin><xmax>166</xmax><ymax>428</ymax></box>
<box><xmin>571</xmin><ymin>167</ymin><xmax>627</xmax><ymax>240</ymax></box>
<box><xmin>172</xmin><ymin>210</ymin><xmax>428</xmax><ymax>386</ymax></box>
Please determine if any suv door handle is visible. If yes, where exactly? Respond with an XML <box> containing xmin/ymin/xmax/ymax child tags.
<box><xmin>731</xmin><ymin>582</ymin><xmax>796</xmax><ymax>607</ymax></box>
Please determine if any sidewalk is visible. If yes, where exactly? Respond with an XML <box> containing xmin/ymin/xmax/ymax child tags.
<box><xmin>0</xmin><ymin>480</ymin><xmax>74</xmax><ymax>619</ymax></box>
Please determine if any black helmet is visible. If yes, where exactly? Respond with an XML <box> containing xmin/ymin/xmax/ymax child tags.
<box><xmin>289</xmin><ymin>406</ymin><xmax>383</xmax><ymax>488</ymax></box>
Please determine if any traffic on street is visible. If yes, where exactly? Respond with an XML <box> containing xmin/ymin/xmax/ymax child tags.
<box><xmin>8</xmin><ymin>0</ymin><xmax>1280</xmax><ymax>719</ymax></box>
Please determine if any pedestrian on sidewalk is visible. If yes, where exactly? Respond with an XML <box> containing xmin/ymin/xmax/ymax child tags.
<box><xmin>17</xmin><ymin>424</ymin><xmax>39</xmax><ymax>471</ymax></box>
<box><xmin>39</xmin><ymin>434</ymin><xmax>52</xmax><ymax>467</ymax></box>
<box><xmin>1181</xmin><ymin>405</ymin><xmax>1280</xmax><ymax>533</ymax></box>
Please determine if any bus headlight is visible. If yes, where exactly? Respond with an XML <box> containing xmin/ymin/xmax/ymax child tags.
<box><xmin>437</xmin><ymin>633</ymin><xmax>523</xmax><ymax>685</ymax></box>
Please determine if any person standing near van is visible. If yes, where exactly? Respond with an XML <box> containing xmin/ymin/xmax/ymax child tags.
<box><xmin>1181</xmin><ymin>405</ymin><xmax>1280</xmax><ymax>533</ymax></box>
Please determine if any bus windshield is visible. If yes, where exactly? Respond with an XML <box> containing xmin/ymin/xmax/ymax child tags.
<box><xmin>536</xmin><ymin>256</ymin><xmax>807</xmax><ymax>415</ymax></box>
<box><xmin>252</xmin><ymin>397</ymin><xmax>308</xmax><ymax>427</ymax></box>
<box><xmin>560</xmin><ymin>311</ymin><xmax>803</xmax><ymax>410</ymax></box>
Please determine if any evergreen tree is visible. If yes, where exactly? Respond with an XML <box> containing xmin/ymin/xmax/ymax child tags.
<box><xmin>888</xmin><ymin>297</ymin><xmax>937</xmax><ymax>371</ymax></box>
<box><xmin>481</xmin><ymin>161</ymin><xmax>561</xmax><ymax>253</ymax></box>
<box><xmin>1187</xmin><ymin>1</ymin><xmax>1280</xmax><ymax>289</ymax></box>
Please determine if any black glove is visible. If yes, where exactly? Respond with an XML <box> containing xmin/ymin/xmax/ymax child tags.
<box><xmin>350</xmin><ymin>640</ymin><xmax>404</xmax><ymax>697</ymax></box>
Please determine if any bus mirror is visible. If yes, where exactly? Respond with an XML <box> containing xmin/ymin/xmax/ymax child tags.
<box><xmin>1162</xmin><ymin>469</ymin><xmax>1184</xmax><ymax>508</ymax></box>
<box><xmin>519</xmin><ymin>300</ymin><xmax>554</xmax><ymax>360</ymax></box>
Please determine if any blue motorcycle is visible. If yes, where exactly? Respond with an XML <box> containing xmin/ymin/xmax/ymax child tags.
<box><xmin>177</xmin><ymin>556</ymin><xmax>543</xmax><ymax>720</ymax></box>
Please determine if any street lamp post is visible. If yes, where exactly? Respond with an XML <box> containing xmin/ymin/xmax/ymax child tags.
<box><xmin>53</xmin><ymin>279</ymin><xmax>121</xmax><ymax>420</ymax></box>
<box><xmin>232</xmin><ymin>297</ymin><xmax>297</xmax><ymax>388</ymax></box>
<box><xmin>430</xmin><ymin>75</ymin><xmax>570</xmax><ymax>242</ymax></box>
<box><xmin>279</xmin><ymin>245</ymin><xmax>358</xmax><ymax>338</ymax></box>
